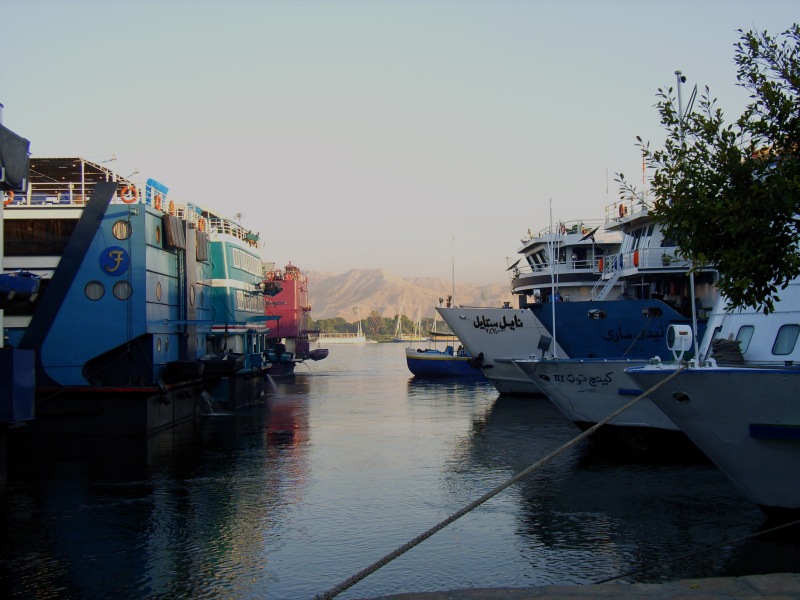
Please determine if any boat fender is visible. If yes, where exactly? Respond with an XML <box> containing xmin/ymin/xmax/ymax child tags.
<box><xmin>3</xmin><ymin>190</ymin><xmax>13</xmax><ymax>206</ymax></box>
<box><xmin>120</xmin><ymin>186</ymin><xmax>139</xmax><ymax>203</ymax></box>
<box><xmin>154</xmin><ymin>194</ymin><xmax>163</xmax><ymax>211</ymax></box>
<box><xmin>198</xmin><ymin>217</ymin><xmax>205</xmax><ymax>232</ymax></box>
<box><xmin>168</xmin><ymin>200</ymin><xmax>176</xmax><ymax>215</ymax></box>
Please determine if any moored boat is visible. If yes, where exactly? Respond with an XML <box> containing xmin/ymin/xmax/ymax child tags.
<box><xmin>3</xmin><ymin>157</ymin><xmax>214</xmax><ymax>434</ymax></box>
<box><xmin>438</xmin><ymin>197</ymin><xmax>718</xmax><ymax>396</ymax></box>
<box><xmin>201</xmin><ymin>210</ymin><xmax>275</xmax><ymax>401</ymax></box>
<box><xmin>0</xmin><ymin>119</ymin><xmax>35</xmax><ymax>452</ymax></box>
<box><xmin>626</xmin><ymin>278</ymin><xmax>800</xmax><ymax>516</ymax></box>
<box><xmin>263</xmin><ymin>262</ymin><xmax>328</xmax><ymax>377</ymax></box>
<box><xmin>405</xmin><ymin>333</ymin><xmax>486</xmax><ymax>379</ymax></box>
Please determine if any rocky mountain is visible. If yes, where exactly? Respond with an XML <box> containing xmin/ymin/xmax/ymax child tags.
<box><xmin>306</xmin><ymin>269</ymin><xmax>514</xmax><ymax>321</ymax></box>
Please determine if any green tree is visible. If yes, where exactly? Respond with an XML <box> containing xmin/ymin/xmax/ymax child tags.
<box><xmin>367</xmin><ymin>310</ymin><xmax>383</xmax><ymax>335</ymax></box>
<box><xmin>618</xmin><ymin>25</ymin><xmax>800</xmax><ymax>313</ymax></box>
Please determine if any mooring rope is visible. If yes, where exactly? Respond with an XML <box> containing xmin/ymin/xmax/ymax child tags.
<box><xmin>593</xmin><ymin>517</ymin><xmax>800</xmax><ymax>584</ymax></box>
<box><xmin>315</xmin><ymin>364</ymin><xmax>687</xmax><ymax>600</ymax></box>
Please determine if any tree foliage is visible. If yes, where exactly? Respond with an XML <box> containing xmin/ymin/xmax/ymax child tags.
<box><xmin>618</xmin><ymin>24</ymin><xmax>800</xmax><ymax>313</ymax></box>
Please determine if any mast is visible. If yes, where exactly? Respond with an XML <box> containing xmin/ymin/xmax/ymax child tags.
<box><xmin>549</xmin><ymin>198</ymin><xmax>558</xmax><ymax>358</ymax></box>
<box><xmin>451</xmin><ymin>235</ymin><xmax>455</xmax><ymax>304</ymax></box>
<box><xmin>676</xmin><ymin>69</ymin><xmax>701</xmax><ymax>363</ymax></box>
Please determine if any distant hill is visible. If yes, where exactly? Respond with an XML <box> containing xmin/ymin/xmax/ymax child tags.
<box><xmin>306</xmin><ymin>269</ymin><xmax>514</xmax><ymax>321</ymax></box>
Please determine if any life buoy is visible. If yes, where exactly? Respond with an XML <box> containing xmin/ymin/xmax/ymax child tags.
<box><xmin>3</xmin><ymin>190</ymin><xmax>14</xmax><ymax>206</ymax></box>
<box><xmin>154</xmin><ymin>194</ymin><xmax>162</xmax><ymax>211</ymax></box>
<box><xmin>266</xmin><ymin>272</ymin><xmax>275</xmax><ymax>281</ymax></box>
<box><xmin>198</xmin><ymin>218</ymin><xmax>205</xmax><ymax>232</ymax></box>
<box><xmin>120</xmin><ymin>186</ymin><xmax>138</xmax><ymax>203</ymax></box>
<box><xmin>619</xmin><ymin>204</ymin><xmax>624</xmax><ymax>218</ymax></box>
<box><xmin>168</xmin><ymin>200</ymin><xmax>175</xmax><ymax>215</ymax></box>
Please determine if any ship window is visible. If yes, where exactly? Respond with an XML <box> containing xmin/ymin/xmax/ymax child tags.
<box><xmin>155</xmin><ymin>225</ymin><xmax>161</xmax><ymax>245</ymax></box>
<box><xmin>4</xmin><ymin>218</ymin><xmax>78</xmax><ymax>256</ymax></box>
<box><xmin>772</xmin><ymin>324</ymin><xmax>800</xmax><ymax>356</ymax></box>
<box><xmin>157</xmin><ymin>338</ymin><xmax>162</xmax><ymax>352</ymax></box>
<box><xmin>85</xmin><ymin>281</ymin><xmax>105</xmax><ymax>301</ymax></box>
<box><xmin>113</xmin><ymin>280</ymin><xmax>132</xmax><ymax>300</ymax></box>
<box><xmin>736</xmin><ymin>325</ymin><xmax>755</xmax><ymax>353</ymax></box>
<box><xmin>156</xmin><ymin>281</ymin><xmax>162</xmax><ymax>301</ymax></box>
<box><xmin>112</xmin><ymin>220</ymin><xmax>131</xmax><ymax>240</ymax></box>
<box><xmin>165</xmin><ymin>338</ymin><xmax>169</xmax><ymax>351</ymax></box>
<box><xmin>189</xmin><ymin>285</ymin><xmax>196</xmax><ymax>307</ymax></box>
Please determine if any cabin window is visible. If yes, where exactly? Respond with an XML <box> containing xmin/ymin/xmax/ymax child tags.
<box><xmin>772</xmin><ymin>324</ymin><xmax>800</xmax><ymax>356</ymax></box>
<box><xmin>189</xmin><ymin>285</ymin><xmax>196</xmax><ymax>307</ymax></box>
<box><xmin>112</xmin><ymin>220</ymin><xmax>131</xmax><ymax>240</ymax></box>
<box><xmin>85</xmin><ymin>281</ymin><xmax>105</xmax><ymax>301</ymax></box>
<box><xmin>113</xmin><ymin>280</ymin><xmax>132</xmax><ymax>301</ymax></box>
<box><xmin>736</xmin><ymin>325</ymin><xmax>755</xmax><ymax>354</ymax></box>
<box><xmin>156</xmin><ymin>281</ymin><xmax>162</xmax><ymax>301</ymax></box>
<box><xmin>4</xmin><ymin>219</ymin><xmax>78</xmax><ymax>256</ymax></box>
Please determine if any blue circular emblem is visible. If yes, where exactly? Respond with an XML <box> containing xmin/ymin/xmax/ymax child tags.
<box><xmin>99</xmin><ymin>246</ymin><xmax>130</xmax><ymax>277</ymax></box>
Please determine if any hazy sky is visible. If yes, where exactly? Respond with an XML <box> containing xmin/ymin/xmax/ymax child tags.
<box><xmin>3</xmin><ymin>1</ymin><xmax>796</xmax><ymax>284</ymax></box>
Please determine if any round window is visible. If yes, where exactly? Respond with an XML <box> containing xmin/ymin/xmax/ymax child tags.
<box><xmin>85</xmin><ymin>281</ymin><xmax>105</xmax><ymax>301</ymax></box>
<box><xmin>112</xmin><ymin>220</ymin><xmax>131</xmax><ymax>240</ymax></box>
<box><xmin>113</xmin><ymin>280</ymin><xmax>132</xmax><ymax>300</ymax></box>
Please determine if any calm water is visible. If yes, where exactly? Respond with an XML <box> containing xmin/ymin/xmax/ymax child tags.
<box><xmin>2</xmin><ymin>343</ymin><xmax>799</xmax><ymax>599</ymax></box>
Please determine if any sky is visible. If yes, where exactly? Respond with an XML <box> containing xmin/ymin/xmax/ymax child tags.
<box><xmin>2</xmin><ymin>0</ymin><xmax>797</xmax><ymax>285</ymax></box>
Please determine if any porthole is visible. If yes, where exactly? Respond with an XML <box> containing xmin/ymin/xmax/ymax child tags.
<box><xmin>113</xmin><ymin>280</ymin><xmax>132</xmax><ymax>300</ymax></box>
<box><xmin>157</xmin><ymin>338</ymin><xmax>162</xmax><ymax>352</ymax></box>
<box><xmin>155</xmin><ymin>225</ymin><xmax>161</xmax><ymax>244</ymax></box>
<box><xmin>85</xmin><ymin>281</ymin><xmax>105</xmax><ymax>301</ymax></box>
<box><xmin>165</xmin><ymin>338</ymin><xmax>169</xmax><ymax>351</ymax></box>
<box><xmin>189</xmin><ymin>285</ymin><xmax>196</xmax><ymax>307</ymax></box>
<box><xmin>156</xmin><ymin>281</ymin><xmax>162</xmax><ymax>301</ymax></box>
<box><xmin>112</xmin><ymin>220</ymin><xmax>131</xmax><ymax>240</ymax></box>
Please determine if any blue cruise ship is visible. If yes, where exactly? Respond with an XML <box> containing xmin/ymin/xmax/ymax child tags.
<box><xmin>3</xmin><ymin>157</ymin><xmax>222</xmax><ymax>434</ymax></box>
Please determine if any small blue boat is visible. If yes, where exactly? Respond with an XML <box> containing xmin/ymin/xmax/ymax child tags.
<box><xmin>405</xmin><ymin>334</ymin><xmax>485</xmax><ymax>379</ymax></box>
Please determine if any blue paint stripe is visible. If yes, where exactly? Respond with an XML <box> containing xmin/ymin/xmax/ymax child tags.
<box><xmin>750</xmin><ymin>424</ymin><xmax>800</xmax><ymax>440</ymax></box>
<box><xmin>617</xmin><ymin>388</ymin><xmax>644</xmax><ymax>396</ymax></box>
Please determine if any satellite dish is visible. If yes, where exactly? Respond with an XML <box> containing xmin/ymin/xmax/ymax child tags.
<box><xmin>506</xmin><ymin>258</ymin><xmax>521</xmax><ymax>271</ymax></box>
<box><xmin>579</xmin><ymin>226</ymin><xmax>599</xmax><ymax>242</ymax></box>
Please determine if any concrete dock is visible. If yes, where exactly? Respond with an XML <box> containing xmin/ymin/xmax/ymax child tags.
<box><xmin>359</xmin><ymin>572</ymin><xmax>800</xmax><ymax>599</ymax></box>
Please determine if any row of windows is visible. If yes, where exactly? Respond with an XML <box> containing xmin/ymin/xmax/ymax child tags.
<box><xmin>730</xmin><ymin>323</ymin><xmax>800</xmax><ymax>356</ymax></box>
<box><xmin>235</xmin><ymin>290</ymin><xmax>262</xmax><ymax>312</ymax></box>
<box><xmin>85</xmin><ymin>280</ymin><xmax>207</xmax><ymax>308</ymax></box>
<box><xmin>85</xmin><ymin>280</ymin><xmax>132</xmax><ymax>301</ymax></box>
<box><xmin>231</xmin><ymin>248</ymin><xmax>262</xmax><ymax>277</ymax></box>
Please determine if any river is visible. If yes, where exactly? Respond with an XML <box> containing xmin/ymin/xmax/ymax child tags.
<box><xmin>1</xmin><ymin>342</ymin><xmax>798</xmax><ymax>599</ymax></box>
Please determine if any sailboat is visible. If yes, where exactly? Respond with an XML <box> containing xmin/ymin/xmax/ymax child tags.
<box><xmin>317</xmin><ymin>307</ymin><xmax>369</xmax><ymax>344</ymax></box>
<box><xmin>392</xmin><ymin>307</ymin><xmax>429</xmax><ymax>343</ymax></box>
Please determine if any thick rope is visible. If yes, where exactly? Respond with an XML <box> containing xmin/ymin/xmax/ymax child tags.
<box><xmin>315</xmin><ymin>364</ymin><xmax>686</xmax><ymax>600</ymax></box>
<box><xmin>593</xmin><ymin>517</ymin><xmax>800</xmax><ymax>584</ymax></box>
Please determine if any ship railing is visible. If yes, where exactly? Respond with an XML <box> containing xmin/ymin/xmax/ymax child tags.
<box><xmin>521</xmin><ymin>219</ymin><xmax>605</xmax><ymax>243</ymax></box>
<box><xmin>617</xmin><ymin>247</ymin><xmax>691</xmax><ymax>270</ymax></box>
<box><xmin>513</xmin><ymin>256</ymin><xmax>604</xmax><ymax>277</ymax></box>
<box><xmin>604</xmin><ymin>194</ymin><xmax>651</xmax><ymax>222</ymax></box>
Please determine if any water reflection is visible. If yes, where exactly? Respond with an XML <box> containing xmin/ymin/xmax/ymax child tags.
<box><xmin>1</xmin><ymin>344</ymin><xmax>798</xmax><ymax>600</ymax></box>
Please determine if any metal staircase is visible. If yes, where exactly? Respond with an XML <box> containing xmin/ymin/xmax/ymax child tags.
<box><xmin>591</xmin><ymin>259</ymin><xmax>622</xmax><ymax>301</ymax></box>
